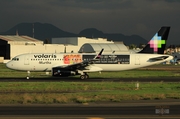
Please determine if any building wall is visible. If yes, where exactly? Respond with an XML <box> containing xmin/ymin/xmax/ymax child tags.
<box><xmin>0</xmin><ymin>57</ymin><xmax>4</xmax><ymax>63</ymax></box>
<box><xmin>52</xmin><ymin>37</ymin><xmax>113</xmax><ymax>46</ymax></box>
<box><xmin>4</xmin><ymin>37</ymin><xmax>118</xmax><ymax>63</ymax></box>
<box><xmin>77</xmin><ymin>37</ymin><xmax>113</xmax><ymax>47</ymax></box>
<box><xmin>52</xmin><ymin>37</ymin><xmax>78</xmax><ymax>45</ymax></box>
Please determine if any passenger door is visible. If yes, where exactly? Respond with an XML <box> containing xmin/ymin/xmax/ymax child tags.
<box><xmin>24</xmin><ymin>55</ymin><xmax>29</xmax><ymax>65</ymax></box>
<box><xmin>135</xmin><ymin>55</ymin><xmax>140</xmax><ymax>65</ymax></box>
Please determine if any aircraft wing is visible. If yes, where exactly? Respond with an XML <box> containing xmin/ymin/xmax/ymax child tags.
<box><xmin>54</xmin><ymin>49</ymin><xmax>104</xmax><ymax>71</ymax></box>
<box><xmin>148</xmin><ymin>56</ymin><xmax>169</xmax><ymax>62</ymax></box>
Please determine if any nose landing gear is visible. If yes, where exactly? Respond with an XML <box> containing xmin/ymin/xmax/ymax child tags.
<box><xmin>27</xmin><ymin>71</ymin><xmax>30</xmax><ymax>79</ymax></box>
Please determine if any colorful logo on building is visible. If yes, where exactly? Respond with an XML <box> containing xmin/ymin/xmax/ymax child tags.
<box><xmin>148</xmin><ymin>33</ymin><xmax>165</xmax><ymax>52</ymax></box>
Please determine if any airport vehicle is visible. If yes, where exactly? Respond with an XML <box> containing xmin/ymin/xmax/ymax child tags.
<box><xmin>6</xmin><ymin>27</ymin><xmax>173</xmax><ymax>79</ymax></box>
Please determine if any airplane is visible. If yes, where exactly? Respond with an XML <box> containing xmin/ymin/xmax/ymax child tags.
<box><xmin>6</xmin><ymin>26</ymin><xmax>173</xmax><ymax>79</ymax></box>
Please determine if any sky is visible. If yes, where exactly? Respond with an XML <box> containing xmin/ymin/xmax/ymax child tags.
<box><xmin>0</xmin><ymin>0</ymin><xmax>180</xmax><ymax>45</ymax></box>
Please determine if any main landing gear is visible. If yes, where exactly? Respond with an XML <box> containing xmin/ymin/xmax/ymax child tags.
<box><xmin>27</xmin><ymin>71</ymin><xmax>30</xmax><ymax>79</ymax></box>
<box><xmin>80</xmin><ymin>73</ymin><xmax>89</xmax><ymax>80</ymax></box>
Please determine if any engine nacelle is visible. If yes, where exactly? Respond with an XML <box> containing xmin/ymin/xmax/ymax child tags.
<box><xmin>52</xmin><ymin>67</ymin><xmax>76</xmax><ymax>77</ymax></box>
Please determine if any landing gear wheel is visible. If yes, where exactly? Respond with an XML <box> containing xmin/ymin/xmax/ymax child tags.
<box><xmin>80</xmin><ymin>75</ymin><xmax>86</xmax><ymax>80</ymax></box>
<box><xmin>80</xmin><ymin>73</ymin><xmax>89</xmax><ymax>80</ymax></box>
<box><xmin>85</xmin><ymin>74</ymin><xmax>89</xmax><ymax>79</ymax></box>
<box><xmin>27</xmin><ymin>71</ymin><xmax>30</xmax><ymax>79</ymax></box>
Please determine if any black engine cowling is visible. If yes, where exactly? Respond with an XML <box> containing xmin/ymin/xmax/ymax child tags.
<box><xmin>52</xmin><ymin>67</ymin><xmax>76</xmax><ymax>77</ymax></box>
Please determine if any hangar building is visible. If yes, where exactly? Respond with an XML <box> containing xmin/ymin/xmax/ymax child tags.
<box><xmin>0</xmin><ymin>35</ymin><xmax>43</xmax><ymax>62</ymax></box>
<box><xmin>0</xmin><ymin>35</ymin><xmax>128</xmax><ymax>63</ymax></box>
<box><xmin>51</xmin><ymin>37</ymin><xmax>114</xmax><ymax>47</ymax></box>
<box><xmin>78</xmin><ymin>43</ymin><xmax>129</xmax><ymax>54</ymax></box>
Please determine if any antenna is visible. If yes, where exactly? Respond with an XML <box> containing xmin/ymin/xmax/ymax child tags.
<box><xmin>32</xmin><ymin>23</ymin><xmax>34</xmax><ymax>38</ymax></box>
<box><xmin>16</xmin><ymin>29</ymin><xmax>19</xmax><ymax>36</ymax></box>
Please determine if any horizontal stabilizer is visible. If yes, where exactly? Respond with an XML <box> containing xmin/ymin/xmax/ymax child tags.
<box><xmin>148</xmin><ymin>56</ymin><xmax>169</xmax><ymax>62</ymax></box>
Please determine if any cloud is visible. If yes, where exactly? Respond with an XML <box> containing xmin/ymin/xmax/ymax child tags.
<box><xmin>0</xmin><ymin>0</ymin><xmax>180</xmax><ymax>44</ymax></box>
<box><xmin>164</xmin><ymin>0</ymin><xmax>180</xmax><ymax>3</ymax></box>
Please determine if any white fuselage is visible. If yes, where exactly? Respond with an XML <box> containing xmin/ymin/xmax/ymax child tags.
<box><xmin>6</xmin><ymin>53</ymin><xmax>173</xmax><ymax>72</ymax></box>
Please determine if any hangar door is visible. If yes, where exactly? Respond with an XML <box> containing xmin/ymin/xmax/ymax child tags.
<box><xmin>0</xmin><ymin>40</ymin><xmax>10</xmax><ymax>59</ymax></box>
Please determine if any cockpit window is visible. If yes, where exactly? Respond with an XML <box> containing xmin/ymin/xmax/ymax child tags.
<box><xmin>12</xmin><ymin>58</ymin><xmax>19</xmax><ymax>61</ymax></box>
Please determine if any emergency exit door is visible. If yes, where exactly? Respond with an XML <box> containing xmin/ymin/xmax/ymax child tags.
<box><xmin>135</xmin><ymin>56</ymin><xmax>140</xmax><ymax>65</ymax></box>
<box><xmin>24</xmin><ymin>55</ymin><xmax>29</xmax><ymax>65</ymax></box>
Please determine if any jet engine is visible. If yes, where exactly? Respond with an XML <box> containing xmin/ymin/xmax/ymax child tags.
<box><xmin>52</xmin><ymin>67</ymin><xmax>76</xmax><ymax>77</ymax></box>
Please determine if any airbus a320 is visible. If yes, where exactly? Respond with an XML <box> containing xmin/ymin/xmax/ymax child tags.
<box><xmin>6</xmin><ymin>27</ymin><xmax>173</xmax><ymax>79</ymax></box>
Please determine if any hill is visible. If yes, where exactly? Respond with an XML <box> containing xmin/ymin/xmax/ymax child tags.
<box><xmin>0</xmin><ymin>22</ymin><xmax>77</xmax><ymax>41</ymax></box>
<box><xmin>0</xmin><ymin>23</ymin><xmax>147</xmax><ymax>45</ymax></box>
<box><xmin>79</xmin><ymin>28</ymin><xmax>147</xmax><ymax>45</ymax></box>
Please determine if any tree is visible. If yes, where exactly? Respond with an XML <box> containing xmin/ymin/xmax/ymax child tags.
<box><xmin>129</xmin><ymin>44</ymin><xmax>137</xmax><ymax>49</ymax></box>
<box><xmin>44</xmin><ymin>39</ymin><xmax>50</xmax><ymax>44</ymax></box>
<box><xmin>138</xmin><ymin>43</ymin><xmax>144</xmax><ymax>49</ymax></box>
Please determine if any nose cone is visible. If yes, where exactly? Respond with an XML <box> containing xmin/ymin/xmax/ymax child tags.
<box><xmin>6</xmin><ymin>61</ymin><xmax>13</xmax><ymax>69</ymax></box>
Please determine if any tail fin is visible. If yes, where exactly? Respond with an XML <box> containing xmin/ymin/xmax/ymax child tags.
<box><xmin>138</xmin><ymin>26</ymin><xmax>170</xmax><ymax>54</ymax></box>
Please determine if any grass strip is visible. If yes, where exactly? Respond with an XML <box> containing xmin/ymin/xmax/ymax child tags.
<box><xmin>1</xmin><ymin>63</ymin><xmax>180</xmax><ymax>104</ymax></box>
<box><xmin>1</xmin><ymin>63</ymin><xmax>180</xmax><ymax>78</ymax></box>
<box><xmin>0</xmin><ymin>82</ymin><xmax>179</xmax><ymax>104</ymax></box>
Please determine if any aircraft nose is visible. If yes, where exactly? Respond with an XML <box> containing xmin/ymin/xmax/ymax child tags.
<box><xmin>6</xmin><ymin>61</ymin><xmax>13</xmax><ymax>69</ymax></box>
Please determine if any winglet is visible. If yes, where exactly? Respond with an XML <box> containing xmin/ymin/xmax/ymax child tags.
<box><xmin>94</xmin><ymin>48</ymin><xmax>104</xmax><ymax>59</ymax></box>
<box><xmin>138</xmin><ymin>26</ymin><xmax>170</xmax><ymax>54</ymax></box>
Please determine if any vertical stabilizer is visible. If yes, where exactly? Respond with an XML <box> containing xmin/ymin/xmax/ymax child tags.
<box><xmin>138</xmin><ymin>27</ymin><xmax>170</xmax><ymax>54</ymax></box>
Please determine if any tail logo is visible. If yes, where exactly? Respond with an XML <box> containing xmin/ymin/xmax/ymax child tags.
<box><xmin>148</xmin><ymin>33</ymin><xmax>165</xmax><ymax>52</ymax></box>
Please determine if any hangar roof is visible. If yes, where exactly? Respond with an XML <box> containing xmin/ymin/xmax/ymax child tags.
<box><xmin>78</xmin><ymin>43</ymin><xmax>129</xmax><ymax>53</ymax></box>
<box><xmin>0</xmin><ymin>35</ymin><xmax>43</xmax><ymax>45</ymax></box>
